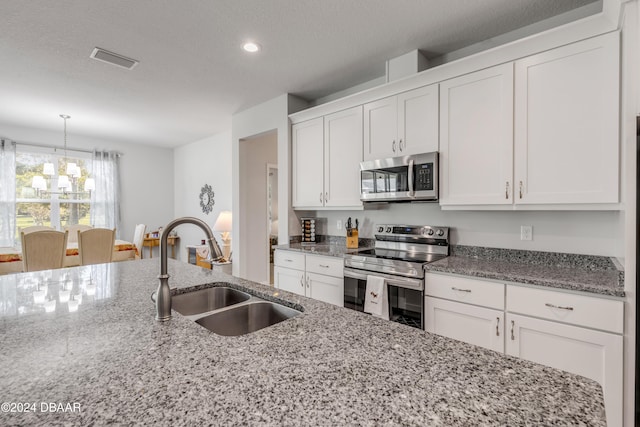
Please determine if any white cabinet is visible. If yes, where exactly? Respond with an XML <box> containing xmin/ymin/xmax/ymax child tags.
<box><xmin>506</xmin><ymin>313</ymin><xmax>622</xmax><ymax>427</ymax></box>
<box><xmin>507</xmin><ymin>284</ymin><xmax>624</xmax><ymax>427</ymax></box>
<box><xmin>364</xmin><ymin>85</ymin><xmax>438</xmax><ymax>161</ymax></box>
<box><xmin>426</xmin><ymin>272</ymin><xmax>624</xmax><ymax>427</ymax></box>
<box><xmin>292</xmin><ymin>117</ymin><xmax>324</xmax><ymax>208</ymax></box>
<box><xmin>426</xmin><ymin>297</ymin><xmax>504</xmax><ymax>353</ymax></box>
<box><xmin>274</xmin><ymin>250</ymin><xmax>344</xmax><ymax>307</ymax></box>
<box><xmin>439</xmin><ymin>63</ymin><xmax>514</xmax><ymax>205</ymax></box>
<box><xmin>425</xmin><ymin>273</ymin><xmax>506</xmax><ymax>353</ymax></box>
<box><xmin>440</xmin><ymin>33</ymin><xmax>619</xmax><ymax>208</ymax></box>
<box><xmin>514</xmin><ymin>31</ymin><xmax>619</xmax><ymax>205</ymax></box>
<box><xmin>324</xmin><ymin>107</ymin><xmax>363</xmax><ymax>208</ymax></box>
<box><xmin>292</xmin><ymin>107</ymin><xmax>363</xmax><ymax>210</ymax></box>
<box><xmin>274</xmin><ymin>265</ymin><xmax>305</xmax><ymax>296</ymax></box>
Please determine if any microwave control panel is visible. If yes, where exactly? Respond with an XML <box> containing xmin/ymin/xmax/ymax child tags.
<box><xmin>414</xmin><ymin>163</ymin><xmax>433</xmax><ymax>191</ymax></box>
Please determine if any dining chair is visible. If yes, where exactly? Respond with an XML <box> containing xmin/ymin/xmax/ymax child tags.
<box><xmin>21</xmin><ymin>230</ymin><xmax>68</xmax><ymax>272</ymax></box>
<box><xmin>20</xmin><ymin>225</ymin><xmax>54</xmax><ymax>235</ymax></box>
<box><xmin>78</xmin><ymin>228</ymin><xmax>116</xmax><ymax>266</ymax></box>
<box><xmin>64</xmin><ymin>224</ymin><xmax>93</xmax><ymax>243</ymax></box>
<box><xmin>132</xmin><ymin>224</ymin><xmax>146</xmax><ymax>259</ymax></box>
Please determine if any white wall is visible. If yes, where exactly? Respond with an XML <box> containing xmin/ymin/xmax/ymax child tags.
<box><xmin>173</xmin><ymin>131</ymin><xmax>232</xmax><ymax>261</ymax></box>
<box><xmin>231</xmin><ymin>94</ymin><xmax>307</xmax><ymax>279</ymax></box>
<box><xmin>239</xmin><ymin>132</ymin><xmax>277</xmax><ymax>283</ymax></box>
<box><xmin>0</xmin><ymin>122</ymin><xmax>174</xmax><ymax>250</ymax></box>
<box><xmin>314</xmin><ymin>204</ymin><xmax>623</xmax><ymax>257</ymax></box>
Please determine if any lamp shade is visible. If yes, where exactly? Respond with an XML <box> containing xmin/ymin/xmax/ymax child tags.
<box><xmin>66</xmin><ymin>162</ymin><xmax>77</xmax><ymax>175</ymax></box>
<box><xmin>57</xmin><ymin>175</ymin><xmax>71</xmax><ymax>191</ymax></box>
<box><xmin>214</xmin><ymin>211</ymin><xmax>232</xmax><ymax>232</ymax></box>
<box><xmin>43</xmin><ymin>162</ymin><xmax>55</xmax><ymax>176</ymax></box>
<box><xmin>31</xmin><ymin>176</ymin><xmax>47</xmax><ymax>191</ymax></box>
<box><xmin>84</xmin><ymin>178</ymin><xmax>96</xmax><ymax>192</ymax></box>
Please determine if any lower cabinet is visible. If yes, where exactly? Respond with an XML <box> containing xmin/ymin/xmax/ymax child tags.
<box><xmin>425</xmin><ymin>297</ymin><xmax>504</xmax><ymax>353</ymax></box>
<box><xmin>506</xmin><ymin>313</ymin><xmax>623</xmax><ymax>427</ymax></box>
<box><xmin>425</xmin><ymin>272</ymin><xmax>624</xmax><ymax>427</ymax></box>
<box><xmin>274</xmin><ymin>250</ymin><xmax>344</xmax><ymax>307</ymax></box>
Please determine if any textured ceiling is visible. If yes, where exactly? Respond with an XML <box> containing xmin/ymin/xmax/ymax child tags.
<box><xmin>0</xmin><ymin>0</ymin><xmax>597</xmax><ymax>148</ymax></box>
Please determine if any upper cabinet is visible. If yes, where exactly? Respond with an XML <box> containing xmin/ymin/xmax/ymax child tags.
<box><xmin>439</xmin><ymin>63</ymin><xmax>514</xmax><ymax>206</ymax></box>
<box><xmin>292</xmin><ymin>106</ymin><xmax>363</xmax><ymax>210</ymax></box>
<box><xmin>363</xmin><ymin>85</ymin><xmax>438</xmax><ymax>161</ymax></box>
<box><xmin>440</xmin><ymin>32</ymin><xmax>620</xmax><ymax>208</ymax></box>
<box><xmin>292</xmin><ymin>117</ymin><xmax>324</xmax><ymax>208</ymax></box>
<box><xmin>514</xmin><ymin>32</ymin><xmax>619</xmax><ymax>205</ymax></box>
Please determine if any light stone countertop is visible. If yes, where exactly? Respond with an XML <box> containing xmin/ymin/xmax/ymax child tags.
<box><xmin>0</xmin><ymin>259</ymin><xmax>605</xmax><ymax>426</ymax></box>
<box><xmin>278</xmin><ymin>243</ymin><xmax>625</xmax><ymax>298</ymax></box>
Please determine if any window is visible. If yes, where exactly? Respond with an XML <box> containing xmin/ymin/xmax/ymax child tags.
<box><xmin>15</xmin><ymin>149</ymin><xmax>93</xmax><ymax>240</ymax></box>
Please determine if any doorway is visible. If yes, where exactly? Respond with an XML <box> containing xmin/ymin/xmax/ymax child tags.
<box><xmin>267</xmin><ymin>164</ymin><xmax>278</xmax><ymax>284</ymax></box>
<box><xmin>238</xmin><ymin>130</ymin><xmax>277</xmax><ymax>284</ymax></box>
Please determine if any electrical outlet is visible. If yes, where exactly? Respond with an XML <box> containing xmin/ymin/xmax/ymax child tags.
<box><xmin>520</xmin><ymin>225</ymin><xmax>533</xmax><ymax>241</ymax></box>
<box><xmin>336</xmin><ymin>220</ymin><xmax>342</xmax><ymax>230</ymax></box>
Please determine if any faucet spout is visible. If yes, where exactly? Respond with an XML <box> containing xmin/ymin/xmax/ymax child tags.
<box><xmin>155</xmin><ymin>216</ymin><xmax>225</xmax><ymax>321</ymax></box>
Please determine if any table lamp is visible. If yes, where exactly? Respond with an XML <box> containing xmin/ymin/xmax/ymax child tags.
<box><xmin>214</xmin><ymin>211</ymin><xmax>232</xmax><ymax>260</ymax></box>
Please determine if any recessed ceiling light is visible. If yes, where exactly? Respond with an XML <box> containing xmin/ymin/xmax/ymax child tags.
<box><xmin>242</xmin><ymin>42</ymin><xmax>261</xmax><ymax>53</ymax></box>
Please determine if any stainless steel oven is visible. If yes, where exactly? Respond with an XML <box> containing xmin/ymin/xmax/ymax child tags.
<box><xmin>343</xmin><ymin>224</ymin><xmax>450</xmax><ymax>330</ymax></box>
<box><xmin>360</xmin><ymin>152</ymin><xmax>438</xmax><ymax>203</ymax></box>
<box><xmin>343</xmin><ymin>269</ymin><xmax>425</xmax><ymax>329</ymax></box>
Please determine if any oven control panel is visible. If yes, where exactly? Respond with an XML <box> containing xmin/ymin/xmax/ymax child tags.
<box><xmin>375</xmin><ymin>224</ymin><xmax>449</xmax><ymax>240</ymax></box>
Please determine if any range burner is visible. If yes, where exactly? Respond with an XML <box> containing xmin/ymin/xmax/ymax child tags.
<box><xmin>344</xmin><ymin>224</ymin><xmax>449</xmax><ymax>278</ymax></box>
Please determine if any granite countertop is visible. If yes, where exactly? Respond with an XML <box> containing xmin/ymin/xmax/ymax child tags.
<box><xmin>0</xmin><ymin>260</ymin><xmax>605</xmax><ymax>426</ymax></box>
<box><xmin>275</xmin><ymin>243</ymin><xmax>363</xmax><ymax>258</ymax></box>
<box><xmin>425</xmin><ymin>246</ymin><xmax>625</xmax><ymax>298</ymax></box>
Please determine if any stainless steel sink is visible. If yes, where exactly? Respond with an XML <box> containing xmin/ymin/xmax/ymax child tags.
<box><xmin>172</xmin><ymin>287</ymin><xmax>250</xmax><ymax>316</ymax></box>
<box><xmin>195</xmin><ymin>301</ymin><xmax>300</xmax><ymax>336</ymax></box>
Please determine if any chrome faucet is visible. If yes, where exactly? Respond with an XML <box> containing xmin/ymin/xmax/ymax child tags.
<box><xmin>155</xmin><ymin>217</ymin><xmax>224</xmax><ymax>321</ymax></box>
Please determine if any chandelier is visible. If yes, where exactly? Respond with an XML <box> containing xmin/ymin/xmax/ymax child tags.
<box><xmin>31</xmin><ymin>115</ymin><xmax>95</xmax><ymax>197</ymax></box>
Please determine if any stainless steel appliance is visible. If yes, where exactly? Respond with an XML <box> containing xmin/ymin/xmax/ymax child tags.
<box><xmin>360</xmin><ymin>152</ymin><xmax>438</xmax><ymax>203</ymax></box>
<box><xmin>343</xmin><ymin>224</ymin><xmax>449</xmax><ymax>329</ymax></box>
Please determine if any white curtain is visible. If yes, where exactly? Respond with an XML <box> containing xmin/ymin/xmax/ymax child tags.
<box><xmin>0</xmin><ymin>139</ymin><xmax>16</xmax><ymax>247</ymax></box>
<box><xmin>90</xmin><ymin>150</ymin><xmax>121</xmax><ymax>238</ymax></box>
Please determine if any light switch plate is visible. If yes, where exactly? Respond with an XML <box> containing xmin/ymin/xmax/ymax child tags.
<box><xmin>337</xmin><ymin>220</ymin><xmax>342</xmax><ymax>230</ymax></box>
<box><xmin>520</xmin><ymin>225</ymin><xmax>532</xmax><ymax>241</ymax></box>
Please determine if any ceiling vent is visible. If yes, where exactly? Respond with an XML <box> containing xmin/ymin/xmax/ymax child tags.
<box><xmin>90</xmin><ymin>47</ymin><xmax>139</xmax><ymax>70</ymax></box>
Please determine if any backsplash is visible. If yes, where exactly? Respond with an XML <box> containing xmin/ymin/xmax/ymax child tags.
<box><xmin>289</xmin><ymin>235</ymin><xmax>374</xmax><ymax>248</ymax></box>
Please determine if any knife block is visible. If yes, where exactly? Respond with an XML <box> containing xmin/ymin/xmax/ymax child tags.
<box><xmin>346</xmin><ymin>228</ymin><xmax>358</xmax><ymax>249</ymax></box>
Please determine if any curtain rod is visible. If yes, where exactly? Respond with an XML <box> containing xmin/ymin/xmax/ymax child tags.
<box><xmin>14</xmin><ymin>141</ymin><xmax>122</xmax><ymax>156</ymax></box>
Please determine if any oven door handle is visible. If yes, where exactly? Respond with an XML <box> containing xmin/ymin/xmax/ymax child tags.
<box><xmin>343</xmin><ymin>268</ymin><xmax>423</xmax><ymax>291</ymax></box>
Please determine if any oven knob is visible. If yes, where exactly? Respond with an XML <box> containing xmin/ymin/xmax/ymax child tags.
<box><xmin>427</xmin><ymin>229</ymin><xmax>434</xmax><ymax>236</ymax></box>
<box><xmin>436</xmin><ymin>229</ymin><xmax>445</xmax><ymax>237</ymax></box>
<box><xmin>386</xmin><ymin>227</ymin><xmax>392</xmax><ymax>233</ymax></box>
<box><xmin>378</xmin><ymin>226</ymin><xmax>384</xmax><ymax>233</ymax></box>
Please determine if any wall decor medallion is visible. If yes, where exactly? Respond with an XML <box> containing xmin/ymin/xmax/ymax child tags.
<box><xmin>199</xmin><ymin>184</ymin><xmax>215</xmax><ymax>214</ymax></box>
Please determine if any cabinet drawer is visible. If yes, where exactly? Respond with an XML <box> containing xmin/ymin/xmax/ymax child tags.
<box><xmin>425</xmin><ymin>273</ymin><xmax>505</xmax><ymax>310</ymax></box>
<box><xmin>306</xmin><ymin>254</ymin><xmax>344</xmax><ymax>278</ymax></box>
<box><xmin>274</xmin><ymin>250</ymin><xmax>305</xmax><ymax>270</ymax></box>
<box><xmin>507</xmin><ymin>285</ymin><xmax>623</xmax><ymax>334</ymax></box>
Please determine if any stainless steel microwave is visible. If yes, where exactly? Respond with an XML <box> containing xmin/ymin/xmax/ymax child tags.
<box><xmin>360</xmin><ymin>152</ymin><xmax>438</xmax><ymax>202</ymax></box>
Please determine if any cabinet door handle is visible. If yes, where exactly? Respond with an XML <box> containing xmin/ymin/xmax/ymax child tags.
<box><xmin>284</xmin><ymin>259</ymin><xmax>293</xmax><ymax>262</ymax></box>
<box><xmin>519</xmin><ymin>181</ymin><xmax>523</xmax><ymax>199</ymax></box>
<box><xmin>545</xmin><ymin>303</ymin><xmax>574</xmax><ymax>311</ymax></box>
<box><xmin>319</xmin><ymin>192</ymin><xmax>323</xmax><ymax>203</ymax></box>
<box><xmin>306</xmin><ymin>277</ymin><xmax>310</xmax><ymax>288</ymax></box>
<box><xmin>505</xmin><ymin>182</ymin><xmax>509</xmax><ymax>199</ymax></box>
<box><xmin>496</xmin><ymin>317</ymin><xmax>500</xmax><ymax>336</ymax></box>
<box><xmin>510</xmin><ymin>320</ymin><xmax>515</xmax><ymax>340</ymax></box>
<box><xmin>300</xmin><ymin>276</ymin><xmax>304</xmax><ymax>287</ymax></box>
<box><xmin>319</xmin><ymin>264</ymin><xmax>330</xmax><ymax>268</ymax></box>
<box><xmin>392</xmin><ymin>140</ymin><xmax>396</xmax><ymax>152</ymax></box>
<box><xmin>451</xmin><ymin>287</ymin><xmax>471</xmax><ymax>293</ymax></box>
<box><xmin>325</xmin><ymin>192</ymin><xmax>328</xmax><ymax>203</ymax></box>
<box><xmin>399</xmin><ymin>139</ymin><xmax>403</xmax><ymax>152</ymax></box>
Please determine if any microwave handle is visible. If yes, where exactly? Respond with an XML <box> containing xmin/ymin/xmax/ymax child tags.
<box><xmin>408</xmin><ymin>159</ymin><xmax>415</xmax><ymax>197</ymax></box>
